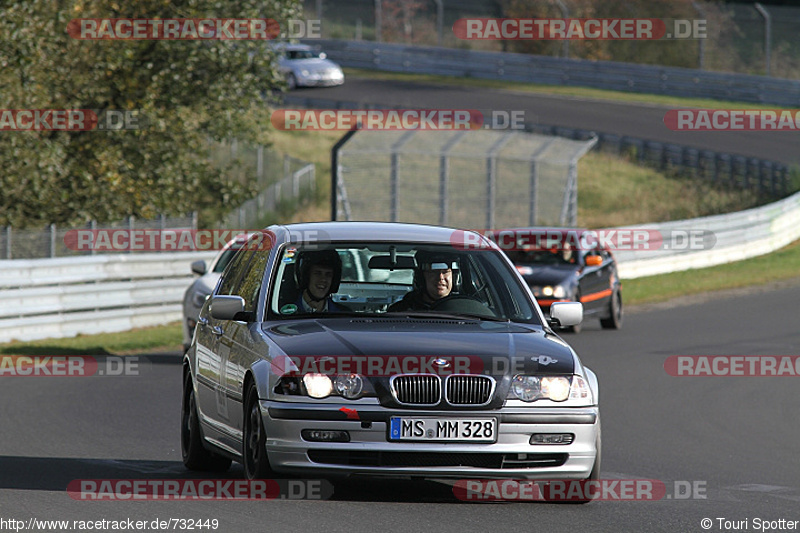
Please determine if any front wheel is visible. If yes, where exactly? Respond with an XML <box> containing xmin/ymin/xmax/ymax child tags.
<box><xmin>181</xmin><ymin>373</ymin><xmax>231</xmax><ymax>472</ymax></box>
<box><xmin>599</xmin><ymin>289</ymin><xmax>623</xmax><ymax>329</ymax></box>
<box><xmin>286</xmin><ymin>73</ymin><xmax>297</xmax><ymax>90</ymax></box>
<box><xmin>243</xmin><ymin>383</ymin><xmax>274</xmax><ymax>480</ymax></box>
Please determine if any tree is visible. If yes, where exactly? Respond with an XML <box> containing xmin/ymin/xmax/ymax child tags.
<box><xmin>0</xmin><ymin>0</ymin><xmax>299</xmax><ymax>228</ymax></box>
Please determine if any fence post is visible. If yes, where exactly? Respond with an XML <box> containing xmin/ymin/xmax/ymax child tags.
<box><xmin>128</xmin><ymin>216</ymin><xmax>135</xmax><ymax>254</ymax></box>
<box><xmin>374</xmin><ymin>0</ymin><xmax>382</xmax><ymax>42</ymax></box>
<box><xmin>49</xmin><ymin>223</ymin><xmax>57</xmax><ymax>258</ymax></box>
<box><xmin>257</xmin><ymin>145</ymin><xmax>264</xmax><ymax>187</ymax></box>
<box><xmin>4</xmin><ymin>226</ymin><xmax>10</xmax><ymax>260</ymax></box>
<box><xmin>754</xmin><ymin>3</ymin><xmax>772</xmax><ymax>77</ymax></box>
<box><xmin>90</xmin><ymin>220</ymin><xmax>97</xmax><ymax>255</ymax></box>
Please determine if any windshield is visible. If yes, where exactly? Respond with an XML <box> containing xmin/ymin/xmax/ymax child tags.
<box><xmin>268</xmin><ymin>243</ymin><xmax>539</xmax><ymax>323</ymax></box>
<box><xmin>285</xmin><ymin>50</ymin><xmax>319</xmax><ymax>60</ymax></box>
<box><xmin>506</xmin><ymin>249</ymin><xmax>578</xmax><ymax>266</ymax></box>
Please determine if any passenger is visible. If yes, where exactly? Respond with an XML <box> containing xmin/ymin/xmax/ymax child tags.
<box><xmin>296</xmin><ymin>250</ymin><xmax>344</xmax><ymax>313</ymax></box>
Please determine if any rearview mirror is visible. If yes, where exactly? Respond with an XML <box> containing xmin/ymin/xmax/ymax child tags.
<box><xmin>585</xmin><ymin>255</ymin><xmax>602</xmax><ymax>267</ymax></box>
<box><xmin>191</xmin><ymin>260</ymin><xmax>207</xmax><ymax>276</ymax></box>
<box><xmin>549</xmin><ymin>302</ymin><xmax>583</xmax><ymax>328</ymax></box>
<box><xmin>368</xmin><ymin>255</ymin><xmax>417</xmax><ymax>270</ymax></box>
<box><xmin>210</xmin><ymin>295</ymin><xmax>246</xmax><ymax>321</ymax></box>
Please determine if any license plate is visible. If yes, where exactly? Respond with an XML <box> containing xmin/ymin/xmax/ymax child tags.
<box><xmin>389</xmin><ymin>417</ymin><xmax>497</xmax><ymax>442</ymax></box>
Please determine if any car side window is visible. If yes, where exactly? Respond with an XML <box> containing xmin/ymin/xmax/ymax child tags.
<box><xmin>217</xmin><ymin>249</ymin><xmax>253</xmax><ymax>296</ymax></box>
<box><xmin>235</xmin><ymin>251</ymin><xmax>269</xmax><ymax>314</ymax></box>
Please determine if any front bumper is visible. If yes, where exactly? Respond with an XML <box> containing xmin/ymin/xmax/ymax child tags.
<box><xmin>262</xmin><ymin>401</ymin><xmax>599</xmax><ymax>480</ymax></box>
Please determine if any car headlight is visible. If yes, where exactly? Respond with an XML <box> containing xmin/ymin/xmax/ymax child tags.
<box><xmin>302</xmin><ymin>373</ymin><xmax>333</xmax><ymax>398</ymax></box>
<box><xmin>542</xmin><ymin>285</ymin><xmax>567</xmax><ymax>298</ymax></box>
<box><xmin>509</xmin><ymin>375</ymin><xmax>580</xmax><ymax>402</ymax></box>
<box><xmin>334</xmin><ymin>373</ymin><xmax>364</xmax><ymax>399</ymax></box>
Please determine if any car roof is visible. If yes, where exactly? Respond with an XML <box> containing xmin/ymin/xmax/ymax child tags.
<box><xmin>271</xmin><ymin>43</ymin><xmax>313</xmax><ymax>52</ymax></box>
<box><xmin>269</xmin><ymin>222</ymin><xmax>485</xmax><ymax>246</ymax></box>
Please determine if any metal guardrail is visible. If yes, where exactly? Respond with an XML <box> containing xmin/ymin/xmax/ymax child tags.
<box><xmin>614</xmin><ymin>190</ymin><xmax>800</xmax><ymax>279</ymax></box>
<box><xmin>0</xmin><ymin>252</ymin><xmax>215</xmax><ymax>344</ymax></box>
<box><xmin>309</xmin><ymin>39</ymin><xmax>800</xmax><ymax>107</ymax></box>
<box><xmin>2</xmin><ymin>189</ymin><xmax>799</xmax><ymax>342</ymax></box>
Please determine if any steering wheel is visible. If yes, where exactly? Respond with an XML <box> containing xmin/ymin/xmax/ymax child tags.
<box><xmin>430</xmin><ymin>295</ymin><xmax>497</xmax><ymax>318</ymax></box>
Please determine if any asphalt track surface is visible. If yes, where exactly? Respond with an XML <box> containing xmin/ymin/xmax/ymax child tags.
<box><xmin>291</xmin><ymin>77</ymin><xmax>800</xmax><ymax>164</ymax></box>
<box><xmin>2</xmin><ymin>283</ymin><xmax>799</xmax><ymax>533</ymax></box>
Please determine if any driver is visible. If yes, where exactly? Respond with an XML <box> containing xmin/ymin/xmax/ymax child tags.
<box><xmin>296</xmin><ymin>249</ymin><xmax>344</xmax><ymax>313</ymax></box>
<box><xmin>388</xmin><ymin>251</ymin><xmax>458</xmax><ymax>312</ymax></box>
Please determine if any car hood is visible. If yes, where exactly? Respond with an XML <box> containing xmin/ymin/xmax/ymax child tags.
<box><xmin>263</xmin><ymin>318</ymin><xmax>575</xmax><ymax>375</ymax></box>
<box><xmin>287</xmin><ymin>58</ymin><xmax>340</xmax><ymax>71</ymax></box>
<box><xmin>519</xmin><ymin>265</ymin><xmax>577</xmax><ymax>286</ymax></box>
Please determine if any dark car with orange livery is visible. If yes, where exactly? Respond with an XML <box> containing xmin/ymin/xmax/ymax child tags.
<box><xmin>505</xmin><ymin>232</ymin><xmax>622</xmax><ymax>333</ymax></box>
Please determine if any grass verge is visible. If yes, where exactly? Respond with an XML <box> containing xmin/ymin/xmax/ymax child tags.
<box><xmin>0</xmin><ymin>323</ymin><xmax>183</xmax><ymax>356</ymax></box>
<box><xmin>623</xmin><ymin>239</ymin><xmax>800</xmax><ymax>305</ymax></box>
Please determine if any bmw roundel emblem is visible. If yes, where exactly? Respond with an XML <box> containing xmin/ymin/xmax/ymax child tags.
<box><xmin>433</xmin><ymin>358</ymin><xmax>451</xmax><ymax>368</ymax></box>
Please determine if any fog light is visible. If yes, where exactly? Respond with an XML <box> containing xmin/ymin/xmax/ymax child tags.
<box><xmin>531</xmin><ymin>433</ymin><xmax>574</xmax><ymax>445</ymax></box>
<box><xmin>301</xmin><ymin>429</ymin><xmax>350</xmax><ymax>442</ymax></box>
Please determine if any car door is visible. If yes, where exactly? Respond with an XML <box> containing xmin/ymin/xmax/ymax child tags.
<box><xmin>579</xmin><ymin>247</ymin><xmax>608</xmax><ymax>314</ymax></box>
<box><xmin>194</xmin><ymin>247</ymin><xmax>253</xmax><ymax>438</ymax></box>
<box><xmin>219</xmin><ymin>249</ymin><xmax>270</xmax><ymax>445</ymax></box>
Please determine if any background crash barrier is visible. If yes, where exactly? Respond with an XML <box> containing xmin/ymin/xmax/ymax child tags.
<box><xmin>1</xmin><ymin>190</ymin><xmax>800</xmax><ymax>342</ymax></box>
<box><xmin>332</xmin><ymin>129</ymin><xmax>597</xmax><ymax>227</ymax></box>
<box><xmin>283</xmin><ymin>94</ymin><xmax>792</xmax><ymax>198</ymax></box>
<box><xmin>0</xmin><ymin>252</ymin><xmax>216</xmax><ymax>344</ymax></box>
<box><xmin>307</xmin><ymin>39</ymin><xmax>800</xmax><ymax>107</ymax></box>
<box><xmin>614</xmin><ymin>189</ymin><xmax>800</xmax><ymax>279</ymax></box>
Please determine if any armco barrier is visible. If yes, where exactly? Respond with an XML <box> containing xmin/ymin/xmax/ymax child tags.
<box><xmin>2</xmin><ymin>190</ymin><xmax>800</xmax><ymax>342</ymax></box>
<box><xmin>614</xmin><ymin>190</ymin><xmax>800</xmax><ymax>279</ymax></box>
<box><xmin>0</xmin><ymin>251</ymin><xmax>216</xmax><ymax>344</ymax></box>
<box><xmin>307</xmin><ymin>39</ymin><xmax>800</xmax><ymax>107</ymax></box>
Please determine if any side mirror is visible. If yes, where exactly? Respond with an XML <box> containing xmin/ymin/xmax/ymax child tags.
<box><xmin>585</xmin><ymin>255</ymin><xmax>602</xmax><ymax>267</ymax></box>
<box><xmin>191</xmin><ymin>260</ymin><xmax>207</xmax><ymax>276</ymax></box>
<box><xmin>210</xmin><ymin>296</ymin><xmax>246</xmax><ymax>321</ymax></box>
<box><xmin>549</xmin><ymin>301</ymin><xmax>583</xmax><ymax>328</ymax></box>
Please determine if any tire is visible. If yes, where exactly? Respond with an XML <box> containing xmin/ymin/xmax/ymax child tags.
<box><xmin>243</xmin><ymin>382</ymin><xmax>274</xmax><ymax>480</ymax></box>
<box><xmin>286</xmin><ymin>73</ymin><xmax>297</xmax><ymax>90</ymax></box>
<box><xmin>181</xmin><ymin>372</ymin><xmax>231</xmax><ymax>472</ymax></box>
<box><xmin>599</xmin><ymin>289</ymin><xmax>623</xmax><ymax>330</ymax></box>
